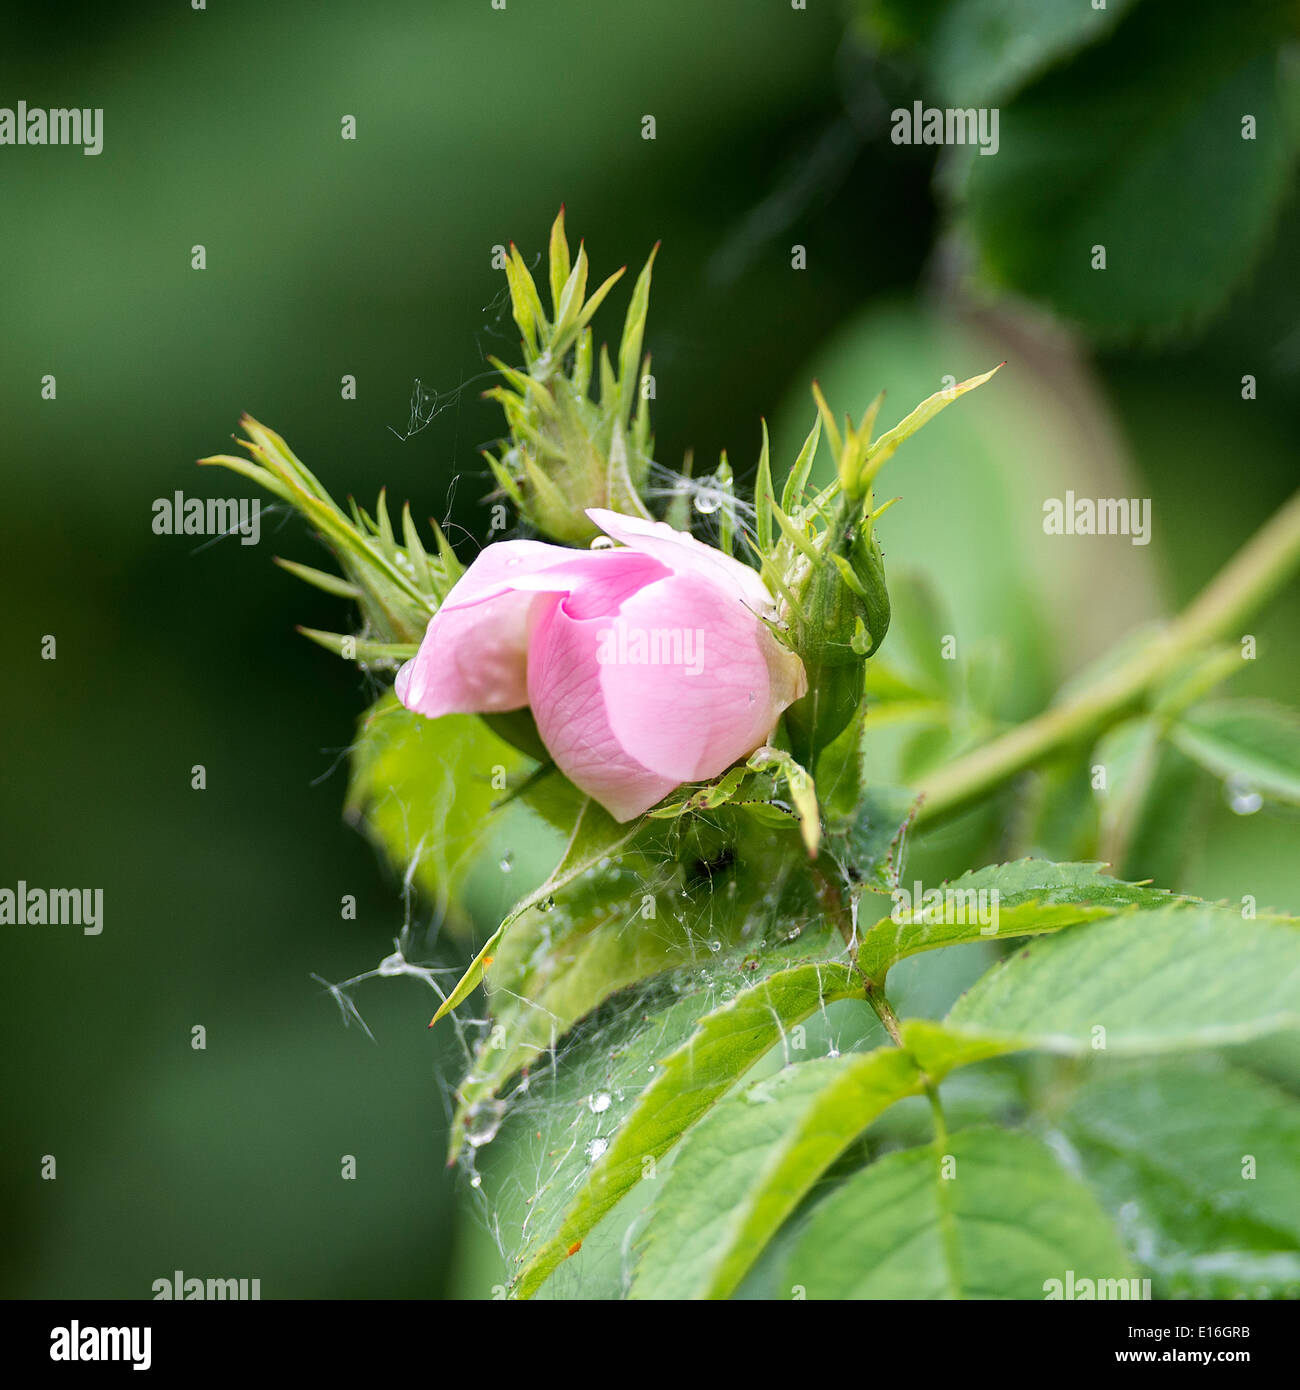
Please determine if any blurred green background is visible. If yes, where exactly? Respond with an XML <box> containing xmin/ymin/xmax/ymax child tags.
<box><xmin>2</xmin><ymin>0</ymin><xmax>1296</xmax><ymax>1298</ymax></box>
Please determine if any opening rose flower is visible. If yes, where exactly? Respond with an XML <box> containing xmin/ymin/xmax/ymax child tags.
<box><xmin>394</xmin><ymin>508</ymin><xmax>807</xmax><ymax>820</ymax></box>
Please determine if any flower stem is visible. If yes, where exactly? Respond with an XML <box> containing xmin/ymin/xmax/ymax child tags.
<box><xmin>913</xmin><ymin>488</ymin><xmax>1300</xmax><ymax>825</ymax></box>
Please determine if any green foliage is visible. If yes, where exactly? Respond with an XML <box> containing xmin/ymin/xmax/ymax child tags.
<box><xmin>483</xmin><ymin>209</ymin><xmax>658</xmax><ymax>543</ymax></box>
<box><xmin>863</xmin><ymin>0</ymin><xmax>1300</xmax><ymax>339</ymax></box>
<box><xmin>204</xmin><ymin>217</ymin><xmax>1300</xmax><ymax>1301</ymax></box>
<box><xmin>465</xmin><ymin>846</ymin><xmax>1300</xmax><ymax>1298</ymax></box>
<box><xmin>854</xmin><ymin>859</ymin><xmax>1181</xmax><ymax>984</ymax></box>
<box><xmin>628</xmin><ymin>1035</ymin><xmax>1009</xmax><ymax>1299</ymax></box>
<box><xmin>783</xmin><ymin>1127</ymin><xmax>1134</xmax><ymax>1299</ymax></box>
<box><xmin>1170</xmin><ymin>699</ymin><xmax>1300</xmax><ymax>805</ymax></box>
<box><xmin>344</xmin><ymin>693</ymin><xmax>570</xmax><ymax>937</ymax></box>
<box><xmin>202</xmin><ymin>415</ymin><xmax>455</xmax><ymax>647</ymax></box>
<box><xmin>1058</xmin><ymin>1056</ymin><xmax>1300</xmax><ymax>1298</ymax></box>
<box><xmin>947</xmin><ymin>904</ymin><xmax>1300</xmax><ymax>1051</ymax></box>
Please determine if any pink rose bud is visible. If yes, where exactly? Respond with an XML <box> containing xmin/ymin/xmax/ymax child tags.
<box><xmin>395</xmin><ymin>509</ymin><xmax>807</xmax><ymax>821</ymax></box>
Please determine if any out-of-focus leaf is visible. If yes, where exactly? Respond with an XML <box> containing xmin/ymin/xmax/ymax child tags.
<box><xmin>959</xmin><ymin>0</ymin><xmax>1300</xmax><ymax>337</ymax></box>
<box><xmin>866</xmin><ymin>0</ymin><xmax>1142</xmax><ymax>109</ymax></box>
<box><xmin>1171</xmin><ymin>699</ymin><xmax>1300</xmax><ymax>805</ymax></box>
<box><xmin>1060</xmin><ymin>1056</ymin><xmax>1300</xmax><ymax>1298</ymax></box>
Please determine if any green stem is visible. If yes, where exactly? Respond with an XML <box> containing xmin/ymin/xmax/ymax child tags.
<box><xmin>865</xmin><ymin>982</ymin><xmax>905</xmax><ymax>1047</ymax></box>
<box><xmin>926</xmin><ymin>1082</ymin><xmax>949</xmax><ymax>1149</ymax></box>
<box><xmin>913</xmin><ymin>488</ymin><xmax>1300</xmax><ymax>824</ymax></box>
<box><xmin>866</xmin><ymin>980</ymin><xmax>949</xmax><ymax>1143</ymax></box>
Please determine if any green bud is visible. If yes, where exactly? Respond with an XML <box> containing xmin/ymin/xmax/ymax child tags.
<box><xmin>783</xmin><ymin>501</ymin><xmax>891</xmax><ymax>765</ymax></box>
<box><xmin>482</xmin><ymin>213</ymin><xmax>660</xmax><ymax>544</ymax></box>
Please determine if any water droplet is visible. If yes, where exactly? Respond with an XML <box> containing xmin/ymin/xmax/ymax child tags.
<box><xmin>589</xmin><ymin>535</ymin><xmax>617</xmax><ymax>550</ymax></box>
<box><xmin>588</xmin><ymin>1092</ymin><xmax>612</xmax><ymax>1114</ymax></box>
<box><xmin>499</xmin><ymin>852</ymin><xmax>514</xmax><ymax>873</ymax></box>
<box><xmin>377</xmin><ymin>950</ymin><xmax>405</xmax><ymax>977</ymax></box>
<box><xmin>1226</xmin><ymin>776</ymin><xmax>1263</xmax><ymax>815</ymax></box>
<box><xmin>827</xmin><ymin>1047</ymin><xmax>840</xmax><ymax>1059</ymax></box>
<box><xmin>694</xmin><ymin>488</ymin><xmax>722</xmax><ymax>515</ymax></box>
<box><xmin>538</xmin><ymin>895</ymin><xmax>555</xmax><ymax>912</ymax></box>
<box><xmin>470</xmin><ymin>1173</ymin><xmax>482</xmax><ymax>1189</ymax></box>
<box><xmin>707</xmin><ymin>939</ymin><xmax>722</xmax><ymax>953</ymax></box>
<box><xmin>585</xmin><ymin>1137</ymin><xmax>609</xmax><ymax>1162</ymax></box>
<box><xmin>464</xmin><ymin>1099</ymin><xmax>508</xmax><ymax>1149</ymax></box>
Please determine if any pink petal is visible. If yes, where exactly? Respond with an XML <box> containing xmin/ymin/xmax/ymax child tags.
<box><xmin>525</xmin><ymin>599</ymin><xmax>680</xmax><ymax>821</ymax></box>
<box><xmin>586</xmin><ymin>507</ymin><xmax>776</xmax><ymax>616</ymax></box>
<box><xmin>598</xmin><ymin>573</ymin><xmax>804</xmax><ymax>781</ymax></box>
<box><xmin>395</xmin><ymin>538</ymin><xmax>667</xmax><ymax>720</ymax></box>
<box><xmin>527</xmin><ymin>570</ymin><xmax>807</xmax><ymax>820</ymax></box>
<box><xmin>395</xmin><ymin>591</ymin><xmax>552</xmax><ymax>718</ymax></box>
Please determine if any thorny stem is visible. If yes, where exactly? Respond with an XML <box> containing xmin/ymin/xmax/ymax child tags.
<box><xmin>913</xmin><ymin>487</ymin><xmax>1300</xmax><ymax>824</ymax></box>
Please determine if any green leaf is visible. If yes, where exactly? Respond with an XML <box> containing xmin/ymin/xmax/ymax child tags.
<box><xmin>616</xmin><ymin>244</ymin><xmax>658</xmax><ymax>425</ymax></box>
<box><xmin>630</xmin><ymin>1029</ymin><xmax>1014</xmax><ymax>1299</ymax></box>
<box><xmin>344</xmin><ymin>694</ymin><xmax>565</xmax><ymax>936</ymax></box>
<box><xmin>271</xmin><ymin>556</ymin><xmax>360</xmax><ymax>599</ymax></box>
<box><xmin>449</xmin><ymin>826</ymin><xmax>819</xmax><ymax>1153</ymax></box>
<box><xmin>860</xmin><ymin>363</ymin><xmax>1003</xmax><ymax>485</ymax></box>
<box><xmin>430</xmin><ymin>798</ymin><xmax>640</xmax><ymax>1025</ymax></box>
<box><xmin>547</xmin><ymin>207</ymin><xmax>571</xmax><ymax>318</ymax></box>
<box><xmin>753</xmin><ymin>420</ymin><xmax>774</xmax><ymax>557</ymax></box>
<box><xmin>947</xmin><ymin>903</ymin><xmax>1300</xmax><ymax>1053</ymax></box>
<box><xmin>780</xmin><ymin>414</ymin><xmax>821</xmax><ymax>514</ymax></box>
<box><xmin>297</xmin><ymin>629</ymin><xmax>416</xmax><ymax>664</ymax></box>
<box><xmin>915</xmin><ymin>0</ymin><xmax>1142</xmax><ymax>109</ymax></box>
<box><xmin>1059</xmin><ymin>1055</ymin><xmax>1300</xmax><ymax>1298</ymax></box>
<box><xmin>855</xmin><ymin>860</ymin><xmax>1182</xmax><ymax>986</ymax></box>
<box><xmin>646</xmin><ymin>765</ymin><xmax>750</xmax><ymax>818</ymax></box>
<box><xmin>509</xmin><ymin>938</ymin><xmax>862</xmax><ymax>1297</ymax></box>
<box><xmin>782</xmin><ymin>1127</ymin><xmax>1135</xmax><ymax>1298</ymax></box>
<box><xmin>960</xmin><ymin>0</ymin><xmax>1300</xmax><ymax>337</ymax></box>
<box><xmin>1171</xmin><ymin>699</ymin><xmax>1300</xmax><ymax>805</ymax></box>
<box><xmin>459</xmin><ymin>788</ymin><xmax>911</xmax><ymax>1206</ymax></box>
